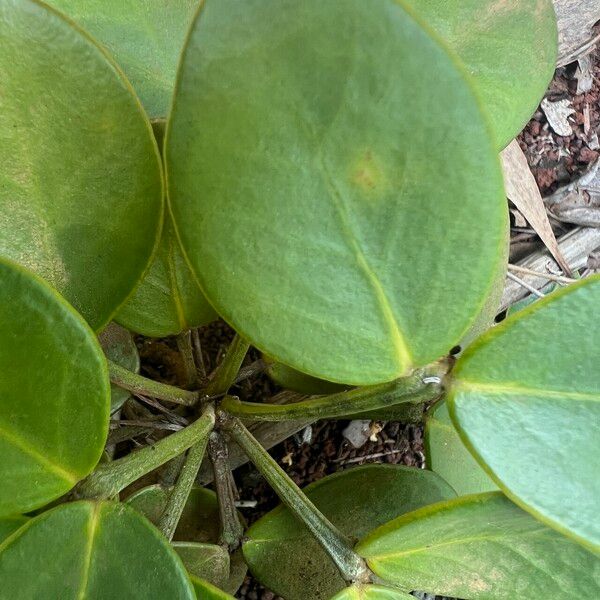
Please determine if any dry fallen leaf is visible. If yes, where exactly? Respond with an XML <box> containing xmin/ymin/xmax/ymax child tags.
<box><xmin>541</xmin><ymin>98</ymin><xmax>576</xmax><ymax>137</ymax></box>
<box><xmin>554</xmin><ymin>0</ymin><xmax>600</xmax><ymax>67</ymax></box>
<box><xmin>501</xmin><ymin>140</ymin><xmax>571</xmax><ymax>275</ymax></box>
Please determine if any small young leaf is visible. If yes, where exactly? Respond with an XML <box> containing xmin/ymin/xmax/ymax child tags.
<box><xmin>98</xmin><ymin>322</ymin><xmax>140</xmax><ymax>413</ymax></box>
<box><xmin>403</xmin><ymin>0</ymin><xmax>558</xmax><ymax>149</ymax></box>
<box><xmin>424</xmin><ymin>401</ymin><xmax>498</xmax><ymax>496</ymax></box>
<box><xmin>330</xmin><ymin>585</ymin><xmax>414</xmax><ymax>600</ymax></box>
<box><xmin>0</xmin><ymin>501</ymin><xmax>195</xmax><ymax>599</ymax></box>
<box><xmin>43</xmin><ymin>0</ymin><xmax>198</xmax><ymax>118</ymax></box>
<box><xmin>190</xmin><ymin>576</ymin><xmax>235</xmax><ymax>600</ymax></box>
<box><xmin>0</xmin><ymin>259</ymin><xmax>109</xmax><ymax>516</ymax></box>
<box><xmin>449</xmin><ymin>276</ymin><xmax>600</xmax><ymax>551</ymax></box>
<box><xmin>243</xmin><ymin>465</ymin><xmax>455</xmax><ymax>600</ymax></box>
<box><xmin>127</xmin><ymin>485</ymin><xmax>246</xmax><ymax>594</ymax></box>
<box><xmin>172</xmin><ymin>541</ymin><xmax>230</xmax><ymax>590</ymax></box>
<box><xmin>116</xmin><ymin>219</ymin><xmax>217</xmax><ymax>337</ymax></box>
<box><xmin>0</xmin><ymin>0</ymin><xmax>163</xmax><ymax>330</ymax></box>
<box><xmin>357</xmin><ymin>493</ymin><xmax>600</xmax><ymax>599</ymax></box>
<box><xmin>167</xmin><ymin>0</ymin><xmax>507</xmax><ymax>385</ymax></box>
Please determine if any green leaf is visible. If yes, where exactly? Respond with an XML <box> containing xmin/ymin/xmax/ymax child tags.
<box><xmin>98</xmin><ymin>322</ymin><xmax>140</xmax><ymax>413</ymax></box>
<box><xmin>330</xmin><ymin>585</ymin><xmax>414</xmax><ymax>600</ymax></box>
<box><xmin>190</xmin><ymin>576</ymin><xmax>235</xmax><ymax>600</ymax></box>
<box><xmin>403</xmin><ymin>0</ymin><xmax>557</xmax><ymax>149</ymax></box>
<box><xmin>449</xmin><ymin>276</ymin><xmax>600</xmax><ymax>552</ymax></box>
<box><xmin>243</xmin><ymin>465</ymin><xmax>455</xmax><ymax>600</ymax></box>
<box><xmin>0</xmin><ymin>517</ymin><xmax>28</xmax><ymax>544</ymax></box>
<box><xmin>172</xmin><ymin>541</ymin><xmax>230</xmax><ymax>590</ymax></box>
<box><xmin>425</xmin><ymin>401</ymin><xmax>498</xmax><ymax>496</ymax></box>
<box><xmin>44</xmin><ymin>0</ymin><xmax>198</xmax><ymax>118</ymax></box>
<box><xmin>0</xmin><ymin>0</ymin><xmax>163</xmax><ymax>330</ymax></box>
<box><xmin>167</xmin><ymin>0</ymin><xmax>507</xmax><ymax>385</ymax></box>
<box><xmin>357</xmin><ymin>492</ymin><xmax>600</xmax><ymax>599</ymax></box>
<box><xmin>0</xmin><ymin>259</ymin><xmax>109</xmax><ymax>516</ymax></box>
<box><xmin>126</xmin><ymin>485</ymin><xmax>247</xmax><ymax>594</ymax></box>
<box><xmin>116</xmin><ymin>218</ymin><xmax>217</xmax><ymax>337</ymax></box>
<box><xmin>0</xmin><ymin>501</ymin><xmax>195</xmax><ymax>599</ymax></box>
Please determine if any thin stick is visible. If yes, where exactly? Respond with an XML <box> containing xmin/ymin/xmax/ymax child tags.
<box><xmin>158</xmin><ymin>436</ymin><xmax>210</xmax><ymax>541</ymax></box>
<box><xmin>506</xmin><ymin>271</ymin><xmax>546</xmax><ymax>299</ymax></box>
<box><xmin>209</xmin><ymin>432</ymin><xmax>244</xmax><ymax>550</ymax></box>
<box><xmin>508</xmin><ymin>264</ymin><xmax>576</xmax><ymax>284</ymax></box>
<box><xmin>77</xmin><ymin>406</ymin><xmax>215</xmax><ymax>500</ymax></box>
<box><xmin>220</xmin><ymin>414</ymin><xmax>370</xmax><ymax>584</ymax></box>
<box><xmin>177</xmin><ymin>330</ymin><xmax>198</xmax><ymax>388</ymax></box>
<box><xmin>108</xmin><ymin>360</ymin><xmax>200</xmax><ymax>406</ymax></box>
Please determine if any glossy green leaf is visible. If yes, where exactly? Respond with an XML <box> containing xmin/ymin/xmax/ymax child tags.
<box><xmin>330</xmin><ymin>585</ymin><xmax>414</xmax><ymax>600</ymax></box>
<box><xmin>98</xmin><ymin>322</ymin><xmax>140</xmax><ymax>413</ymax></box>
<box><xmin>425</xmin><ymin>401</ymin><xmax>498</xmax><ymax>496</ymax></box>
<box><xmin>127</xmin><ymin>485</ymin><xmax>246</xmax><ymax>594</ymax></box>
<box><xmin>404</xmin><ymin>0</ymin><xmax>557</xmax><ymax>149</ymax></box>
<box><xmin>0</xmin><ymin>501</ymin><xmax>195</xmax><ymax>599</ymax></box>
<box><xmin>45</xmin><ymin>0</ymin><xmax>198</xmax><ymax>118</ymax></box>
<box><xmin>167</xmin><ymin>0</ymin><xmax>507</xmax><ymax>385</ymax></box>
<box><xmin>0</xmin><ymin>259</ymin><xmax>109</xmax><ymax>516</ymax></box>
<box><xmin>117</xmin><ymin>218</ymin><xmax>217</xmax><ymax>337</ymax></box>
<box><xmin>190</xmin><ymin>576</ymin><xmax>235</xmax><ymax>600</ymax></box>
<box><xmin>0</xmin><ymin>517</ymin><xmax>28</xmax><ymax>544</ymax></box>
<box><xmin>244</xmin><ymin>465</ymin><xmax>455</xmax><ymax>600</ymax></box>
<box><xmin>0</xmin><ymin>0</ymin><xmax>163</xmax><ymax>330</ymax></box>
<box><xmin>357</xmin><ymin>493</ymin><xmax>600</xmax><ymax>599</ymax></box>
<box><xmin>449</xmin><ymin>276</ymin><xmax>600</xmax><ymax>552</ymax></box>
<box><xmin>173</xmin><ymin>541</ymin><xmax>229</xmax><ymax>590</ymax></box>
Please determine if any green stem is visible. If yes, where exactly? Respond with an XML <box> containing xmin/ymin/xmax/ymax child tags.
<box><xmin>158</xmin><ymin>434</ymin><xmax>211</xmax><ymax>541</ymax></box>
<box><xmin>77</xmin><ymin>406</ymin><xmax>215</xmax><ymax>500</ymax></box>
<box><xmin>176</xmin><ymin>330</ymin><xmax>198</xmax><ymax>388</ymax></box>
<box><xmin>220</xmin><ymin>414</ymin><xmax>369</xmax><ymax>584</ymax></box>
<box><xmin>108</xmin><ymin>360</ymin><xmax>200</xmax><ymax>406</ymax></box>
<box><xmin>220</xmin><ymin>370</ymin><xmax>441</xmax><ymax>421</ymax></box>
<box><xmin>208</xmin><ymin>431</ymin><xmax>244</xmax><ymax>551</ymax></box>
<box><xmin>205</xmin><ymin>334</ymin><xmax>250</xmax><ymax>396</ymax></box>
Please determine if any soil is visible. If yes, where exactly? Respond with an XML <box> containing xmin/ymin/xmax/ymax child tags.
<box><xmin>126</xmin><ymin>48</ymin><xmax>600</xmax><ymax>600</ymax></box>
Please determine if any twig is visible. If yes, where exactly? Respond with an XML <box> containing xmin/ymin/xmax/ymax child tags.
<box><xmin>176</xmin><ymin>330</ymin><xmax>198</xmax><ymax>388</ymax></box>
<box><xmin>506</xmin><ymin>271</ymin><xmax>546</xmax><ymax>298</ymax></box>
<box><xmin>109</xmin><ymin>419</ymin><xmax>183</xmax><ymax>431</ymax></box>
<box><xmin>507</xmin><ymin>264</ymin><xmax>576</xmax><ymax>284</ymax></box>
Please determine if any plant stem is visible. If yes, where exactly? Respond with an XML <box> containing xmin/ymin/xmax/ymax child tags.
<box><xmin>107</xmin><ymin>360</ymin><xmax>200</xmax><ymax>406</ymax></box>
<box><xmin>77</xmin><ymin>406</ymin><xmax>215</xmax><ymax>500</ymax></box>
<box><xmin>158</xmin><ymin>434</ymin><xmax>210</xmax><ymax>541</ymax></box>
<box><xmin>220</xmin><ymin>370</ymin><xmax>442</xmax><ymax>421</ymax></box>
<box><xmin>176</xmin><ymin>330</ymin><xmax>198</xmax><ymax>388</ymax></box>
<box><xmin>191</xmin><ymin>328</ymin><xmax>207</xmax><ymax>380</ymax></box>
<box><xmin>208</xmin><ymin>431</ymin><xmax>244</xmax><ymax>551</ymax></box>
<box><xmin>220</xmin><ymin>414</ymin><xmax>370</xmax><ymax>584</ymax></box>
<box><xmin>205</xmin><ymin>334</ymin><xmax>250</xmax><ymax>397</ymax></box>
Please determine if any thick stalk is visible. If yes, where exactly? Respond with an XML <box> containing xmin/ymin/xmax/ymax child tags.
<box><xmin>158</xmin><ymin>434</ymin><xmax>210</xmax><ymax>541</ymax></box>
<box><xmin>108</xmin><ymin>360</ymin><xmax>199</xmax><ymax>406</ymax></box>
<box><xmin>220</xmin><ymin>414</ymin><xmax>370</xmax><ymax>583</ymax></box>
<box><xmin>205</xmin><ymin>334</ymin><xmax>250</xmax><ymax>396</ymax></box>
<box><xmin>176</xmin><ymin>330</ymin><xmax>198</xmax><ymax>388</ymax></box>
<box><xmin>220</xmin><ymin>371</ymin><xmax>441</xmax><ymax>421</ymax></box>
<box><xmin>209</xmin><ymin>432</ymin><xmax>244</xmax><ymax>550</ymax></box>
<box><xmin>77</xmin><ymin>406</ymin><xmax>215</xmax><ymax>500</ymax></box>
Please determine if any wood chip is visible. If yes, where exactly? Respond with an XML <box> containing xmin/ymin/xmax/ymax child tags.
<box><xmin>540</xmin><ymin>98</ymin><xmax>576</xmax><ymax>137</ymax></box>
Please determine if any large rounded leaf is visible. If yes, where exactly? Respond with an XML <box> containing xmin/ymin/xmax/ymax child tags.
<box><xmin>172</xmin><ymin>541</ymin><xmax>229</xmax><ymax>590</ymax></box>
<box><xmin>331</xmin><ymin>585</ymin><xmax>414</xmax><ymax>600</ymax></box>
<box><xmin>404</xmin><ymin>0</ymin><xmax>557</xmax><ymax>149</ymax></box>
<box><xmin>0</xmin><ymin>501</ymin><xmax>195</xmax><ymax>599</ymax></box>
<box><xmin>45</xmin><ymin>0</ymin><xmax>198</xmax><ymax>118</ymax></box>
<box><xmin>117</xmin><ymin>218</ymin><xmax>217</xmax><ymax>337</ymax></box>
<box><xmin>357</xmin><ymin>493</ymin><xmax>600</xmax><ymax>599</ymax></box>
<box><xmin>243</xmin><ymin>465</ymin><xmax>455</xmax><ymax>600</ymax></box>
<box><xmin>449</xmin><ymin>276</ymin><xmax>600</xmax><ymax>552</ymax></box>
<box><xmin>0</xmin><ymin>259</ymin><xmax>109</xmax><ymax>516</ymax></box>
<box><xmin>425</xmin><ymin>401</ymin><xmax>498</xmax><ymax>496</ymax></box>
<box><xmin>167</xmin><ymin>0</ymin><xmax>507</xmax><ymax>385</ymax></box>
<box><xmin>0</xmin><ymin>0</ymin><xmax>163</xmax><ymax>330</ymax></box>
<box><xmin>0</xmin><ymin>517</ymin><xmax>28</xmax><ymax>544</ymax></box>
